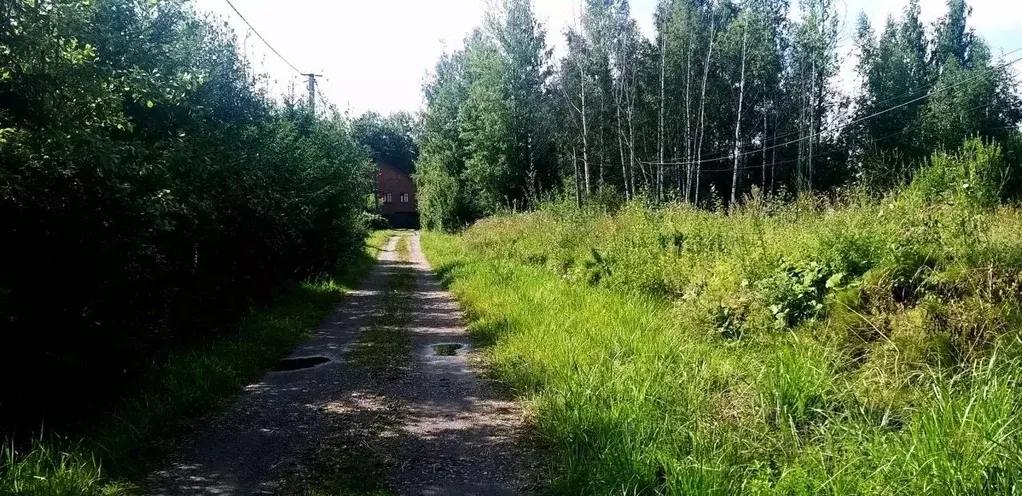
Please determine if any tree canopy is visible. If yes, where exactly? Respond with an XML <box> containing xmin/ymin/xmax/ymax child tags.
<box><xmin>1</xmin><ymin>0</ymin><xmax>372</xmax><ymax>432</ymax></box>
<box><xmin>352</xmin><ymin>111</ymin><xmax>419</xmax><ymax>174</ymax></box>
<box><xmin>415</xmin><ymin>0</ymin><xmax>1022</xmax><ymax>230</ymax></box>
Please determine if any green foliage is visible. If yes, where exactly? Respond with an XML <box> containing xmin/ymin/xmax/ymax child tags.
<box><xmin>756</xmin><ymin>260</ymin><xmax>833</xmax><ymax>329</ymax></box>
<box><xmin>853</xmin><ymin>0</ymin><xmax>1022</xmax><ymax>190</ymax></box>
<box><xmin>361</xmin><ymin>211</ymin><xmax>392</xmax><ymax>230</ymax></box>
<box><xmin>0</xmin><ymin>0</ymin><xmax>371</xmax><ymax>468</ymax></box>
<box><xmin>419</xmin><ymin>0</ymin><xmax>1021</xmax><ymax>209</ymax></box>
<box><xmin>416</xmin><ymin>0</ymin><xmax>556</xmax><ymax>230</ymax></box>
<box><xmin>352</xmin><ymin>111</ymin><xmax>418</xmax><ymax>174</ymax></box>
<box><xmin>712</xmin><ymin>301</ymin><xmax>748</xmax><ymax>340</ymax></box>
<box><xmin>0</xmin><ymin>233</ymin><xmax>391</xmax><ymax>493</ymax></box>
<box><xmin>584</xmin><ymin>185</ymin><xmax>627</xmax><ymax>213</ymax></box>
<box><xmin>417</xmin><ymin>168</ymin><xmax>469</xmax><ymax>231</ymax></box>
<box><xmin>1</xmin><ymin>439</ymin><xmax>106</xmax><ymax>496</ymax></box>
<box><xmin>853</xmin><ymin>2</ymin><xmax>930</xmax><ymax>167</ymax></box>
<box><xmin>461</xmin><ymin>35</ymin><xmax>515</xmax><ymax>214</ymax></box>
<box><xmin>415</xmin><ymin>45</ymin><xmax>474</xmax><ymax>231</ymax></box>
<box><xmin>761</xmin><ymin>339</ymin><xmax>835</xmax><ymax>427</ymax></box>
<box><xmin>909</xmin><ymin>137</ymin><xmax>1011</xmax><ymax>208</ymax></box>
<box><xmin>422</xmin><ymin>170</ymin><xmax>1022</xmax><ymax>493</ymax></box>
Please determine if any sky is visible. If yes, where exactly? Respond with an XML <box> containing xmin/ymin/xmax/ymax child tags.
<box><xmin>190</xmin><ymin>0</ymin><xmax>1022</xmax><ymax>116</ymax></box>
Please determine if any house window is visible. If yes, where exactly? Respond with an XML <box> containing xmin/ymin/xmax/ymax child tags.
<box><xmin>385</xmin><ymin>192</ymin><xmax>393</xmax><ymax>203</ymax></box>
<box><xmin>400</xmin><ymin>193</ymin><xmax>409</xmax><ymax>204</ymax></box>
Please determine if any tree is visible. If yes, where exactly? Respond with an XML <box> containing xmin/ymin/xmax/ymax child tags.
<box><xmin>791</xmin><ymin>0</ymin><xmax>839</xmax><ymax>191</ymax></box>
<box><xmin>0</xmin><ymin>0</ymin><xmax>372</xmax><ymax>432</ymax></box>
<box><xmin>416</xmin><ymin>46</ymin><xmax>472</xmax><ymax>230</ymax></box>
<box><xmin>415</xmin><ymin>0</ymin><xmax>555</xmax><ymax>228</ymax></box>
<box><xmin>851</xmin><ymin>0</ymin><xmax>1022</xmax><ymax>189</ymax></box>
<box><xmin>417</xmin><ymin>0</ymin><xmax>1022</xmax><ymax>216</ymax></box>
<box><xmin>353</xmin><ymin>111</ymin><xmax>419</xmax><ymax>174</ymax></box>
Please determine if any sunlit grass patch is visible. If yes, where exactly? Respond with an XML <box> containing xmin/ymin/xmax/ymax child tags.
<box><xmin>423</xmin><ymin>197</ymin><xmax>1022</xmax><ymax>494</ymax></box>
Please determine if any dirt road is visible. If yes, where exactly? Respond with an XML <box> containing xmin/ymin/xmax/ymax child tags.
<box><xmin>148</xmin><ymin>233</ymin><xmax>534</xmax><ymax>495</ymax></box>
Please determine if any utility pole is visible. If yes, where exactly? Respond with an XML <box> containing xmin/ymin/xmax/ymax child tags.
<box><xmin>303</xmin><ymin>73</ymin><xmax>322</xmax><ymax>112</ymax></box>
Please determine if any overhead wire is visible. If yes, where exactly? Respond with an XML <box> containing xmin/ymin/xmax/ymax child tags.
<box><xmin>651</xmin><ymin>43</ymin><xmax>1022</xmax><ymax>166</ymax></box>
<box><xmin>756</xmin><ymin>52</ymin><xmax>1022</xmax><ymax>159</ymax></box>
<box><xmin>750</xmin><ymin>40</ymin><xmax>1021</xmax><ymax>148</ymax></box>
<box><xmin>651</xmin><ymin>45</ymin><xmax>1022</xmax><ymax>166</ymax></box>
<box><xmin>222</xmin><ymin>0</ymin><xmax>303</xmax><ymax>75</ymax></box>
<box><xmin>642</xmin><ymin>48</ymin><xmax>1022</xmax><ymax>168</ymax></box>
<box><xmin>316</xmin><ymin>85</ymin><xmax>333</xmax><ymax>115</ymax></box>
<box><xmin>654</xmin><ymin>100</ymin><xmax>1016</xmax><ymax>174</ymax></box>
<box><xmin>853</xmin><ymin>45</ymin><xmax>1022</xmax><ymax>111</ymax></box>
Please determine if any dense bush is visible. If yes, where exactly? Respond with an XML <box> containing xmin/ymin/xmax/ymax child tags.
<box><xmin>0</xmin><ymin>0</ymin><xmax>372</xmax><ymax>434</ymax></box>
<box><xmin>909</xmin><ymin>137</ymin><xmax>1014</xmax><ymax>208</ymax></box>
<box><xmin>756</xmin><ymin>260</ymin><xmax>834</xmax><ymax>329</ymax></box>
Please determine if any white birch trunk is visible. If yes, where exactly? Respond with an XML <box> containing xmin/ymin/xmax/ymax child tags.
<box><xmin>658</xmin><ymin>24</ymin><xmax>666</xmax><ymax>202</ymax></box>
<box><xmin>694</xmin><ymin>15</ymin><xmax>716</xmax><ymax>206</ymax></box>
<box><xmin>730</xmin><ymin>22</ymin><xmax>748</xmax><ymax>207</ymax></box>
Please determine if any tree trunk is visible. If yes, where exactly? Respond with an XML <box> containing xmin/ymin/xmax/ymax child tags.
<box><xmin>695</xmin><ymin>15</ymin><xmax>716</xmax><ymax>206</ymax></box>
<box><xmin>730</xmin><ymin>22</ymin><xmax>748</xmax><ymax>207</ymax></box>
<box><xmin>599</xmin><ymin>90</ymin><xmax>606</xmax><ymax>187</ymax></box>
<box><xmin>684</xmin><ymin>14</ymin><xmax>695</xmax><ymax>203</ymax></box>
<box><xmin>761</xmin><ymin>102</ymin><xmax>768</xmax><ymax>191</ymax></box>
<box><xmin>770</xmin><ymin>124</ymin><xmax>777</xmax><ymax>194</ymax></box>
<box><xmin>658</xmin><ymin>25</ymin><xmax>666</xmax><ymax>202</ymax></box>
<box><xmin>579</xmin><ymin>55</ymin><xmax>591</xmax><ymax>196</ymax></box>
<box><xmin>627</xmin><ymin>54</ymin><xmax>638</xmax><ymax>197</ymax></box>
<box><xmin>797</xmin><ymin>58</ymin><xmax>809</xmax><ymax>191</ymax></box>
<box><xmin>616</xmin><ymin>86</ymin><xmax>628</xmax><ymax>200</ymax></box>
<box><xmin>573</xmin><ymin>146</ymin><xmax>582</xmax><ymax>208</ymax></box>
<box><xmin>807</xmin><ymin>57</ymin><xmax>816</xmax><ymax>191</ymax></box>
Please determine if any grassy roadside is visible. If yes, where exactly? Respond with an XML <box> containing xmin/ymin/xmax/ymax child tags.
<box><xmin>421</xmin><ymin>233</ymin><xmax>701</xmax><ymax>494</ymax></box>
<box><xmin>421</xmin><ymin>194</ymin><xmax>1022</xmax><ymax>494</ymax></box>
<box><xmin>282</xmin><ymin>234</ymin><xmax>415</xmax><ymax>496</ymax></box>
<box><xmin>0</xmin><ymin>231</ymin><xmax>394</xmax><ymax>495</ymax></box>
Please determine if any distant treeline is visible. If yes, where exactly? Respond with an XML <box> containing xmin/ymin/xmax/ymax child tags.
<box><xmin>415</xmin><ymin>0</ymin><xmax>1022</xmax><ymax>230</ymax></box>
<box><xmin>0</xmin><ymin>0</ymin><xmax>372</xmax><ymax>432</ymax></box>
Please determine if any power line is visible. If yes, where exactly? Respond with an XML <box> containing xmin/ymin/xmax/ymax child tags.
<box><xmin>643</xmin><ymin>49</ymin><xmax>1022</xmax><ymax>168</ymax></box>
<box><xmin>650</xmin><ymin>45</ymin><xmax>1022</xmax><ymax>167</ymax></box>
<box><xmin>222</xmin><ymin>0</ymin><xmax>325</xmax><ymax>113</ymax></box>
<box><xmin>764</xmin><ymin>53</ymin><xmax>1022</xmax><ymax>158</ymax></box>
<box><xmin>856</xmin><ymin>45</ymin><xmax>1022</xmax><ymax>112</ymax></box>
<box><xmin>315</xmin><ymin>85</ymin><xmax>332</xmax><ymax>115</ymax></box>
<box><xmin>657</xmin><ymin>126</ymin><xmax>1014</xmax><ymax>176</ymax></box>
<box><xmin>656</xmin><ymin>102</ymin><xmax>1015</xmax><ymax>175</ymax></box>
<box><xmin>223</xmin><ymin>0</ymin><xmax>303</xmax><ymax>75</ymax></box>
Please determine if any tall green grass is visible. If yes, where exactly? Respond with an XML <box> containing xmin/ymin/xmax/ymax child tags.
<box><xmin>0</xmin><ymin>231</ymin><xmax>394</xmax><ymax>495</ymax></box>
<box><xmin>422</xmin><ymin>191</ymin><xmax>1022</xmax><ymax>494</ymax></box>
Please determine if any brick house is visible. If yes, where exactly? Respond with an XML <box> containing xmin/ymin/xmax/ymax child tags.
<box><xmin>375</xmin><ymin>163</ymin><xmax>418</xmax><ymax>228</ymax></box>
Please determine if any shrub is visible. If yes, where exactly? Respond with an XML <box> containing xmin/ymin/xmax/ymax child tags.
<box><xmin>584</xmin><ymin>184</ymin><xmax>627</xmax><ymax>214</ymax></box>
<box><xmin>909</xmin><ymin>138</ymin><xmax>1010</xmax><ymax>208</ymax></box>
<box><xmin>415</xmin><ymin>168</ymin><xmax>471</xmax><ymax>231</ymax></box>
<box><xmin>817</xmin><ymin>223</ymin><xmax>882</xmax><ymax>277</ymax></box>
<box><xmin>362</xmin><ymin>211</ymin><xmax>391</xmax><ymax>230</ymax></box>
<box><xmin>756</xmin><ymin>260</ymin><xmax>839</xmax><ymax>329</ymax></box>
<box><xmin>712</xmin><ymin>300</ymin><xmax>749</xmax><ymax>340</ymax></box>
<box><xmin>0</xmin><ymin>0</ymin><xmax>371</xmax><ymax>439</ymax></box>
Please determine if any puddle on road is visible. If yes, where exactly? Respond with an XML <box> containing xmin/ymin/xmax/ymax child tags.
<box><xmin>273</xmin><ymin>356</ymin><xmax>331</xmax><ymax>371</ymax></box>
<box><xmin>430</xmin><ymin>343</ymin><xmax>466</xmax><ymax>356</ymax></box>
